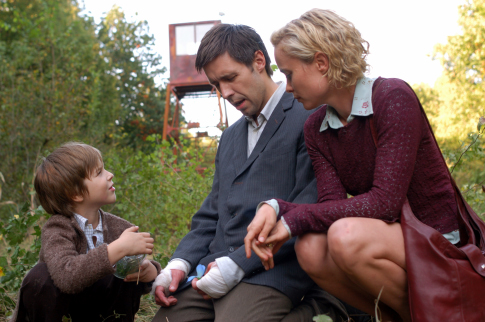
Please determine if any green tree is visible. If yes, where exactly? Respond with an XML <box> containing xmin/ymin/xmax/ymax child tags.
<box><xmin>96</xmin><ymin>6</ymin><xmax>172</xmax><ymax>148</ymax></box>
<box><xmin>0</xmin><ymin>1</ymin><xmax>172</xmax><ymax>217</ymax></box>
<box><xmin>413</xmin><ymin>0</ymin><xmax>485</xmax><ymax>212</ymax></box>
<box><xmin>0</xmin><ymin>0</ymin><xmax>108</xmax><ymax>216</ymax></box>
<box><xmin>431</xmin><ymin>0</ymin><xmax>485</xmax><ymax>144</ymax></box>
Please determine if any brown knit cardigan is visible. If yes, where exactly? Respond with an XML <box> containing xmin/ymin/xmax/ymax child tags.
<box><xmin>10</xmin><ymin>209</ymin><xmax>161</xmax><ymax>321</ymax></box>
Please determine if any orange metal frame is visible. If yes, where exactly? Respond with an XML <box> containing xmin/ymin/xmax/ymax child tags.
<box><xmin>162</xmin><ymin>20</ymin><xmax>224</xmax><ymax>141</ymax></box>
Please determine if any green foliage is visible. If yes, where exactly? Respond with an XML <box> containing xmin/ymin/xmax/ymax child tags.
<box><xmin>103</xmin><ymin>136</ymin><xmax>214</xmax><ymax>266</ymax></box>
<box><xmin>0</xmin><ymin>204</ymin><xmax>46</xmax><ymax>317</ymax></box>
<box><xmin>0</xmin><ymin>0</ymin><xmax>173</xmax><ymax>222</ymax></box>
<box><xmin>414</xmin><ymin>0</ymin><xmax>485</xmax><ymax>145</ymax></box>
<box><xmin>431</xmin><ymin>0</ymin><xmax>485</xmax><ymax>142</ymax></box>
<box><xmin>444</xmin><ymin>125</ymin><xmax>485</xmax><ymax>216</ymax></box>
<box><xmin>0</xmin><ymin>139</ymin><xmax>215</xmax><ymax>316</ymax></box>
<box><xmin>312</xmin><ymin>315</ymin><xmax>333</xmax><ymax>322</ymax></box>
<box><xmin>96</xmin><ymin>6</ymin><xmax>172</xmax><ymax>148</ymax></box>
<box><xmin>414</xmin><ymin>0</ymin><xmax>485</xmax><ymax>214</ymax></box>
<box><xmin>412</xmin><ymin>83</ymin><xmax>441</xmax><ymax>131</ymax></box>
<box><xmin>0</xmin><ymin>0</ymin><xmax>210</xmax><ymax>317</ymax></box>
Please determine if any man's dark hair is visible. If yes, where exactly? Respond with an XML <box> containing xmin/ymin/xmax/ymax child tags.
<box><xmin>195</xmin><ymin>24</ymin><xmax>273</xmax><ymax>77</ymax></box>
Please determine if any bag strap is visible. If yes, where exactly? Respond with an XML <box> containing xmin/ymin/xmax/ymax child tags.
<box><xmin>368</xmin><ymin>78</ymin><xmax>485</xmax><ymax>251</ymax></box>
<box><xmin>368</xmin><ymin>78</ymin><xmax>384</xmax><ymax>145</ymax></box>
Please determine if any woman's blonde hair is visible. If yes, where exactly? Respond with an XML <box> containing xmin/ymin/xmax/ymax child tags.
<box><xmin>271</xmin><ymin>9</ymin><xmax>369</xmax><ymax>88</ymax></box>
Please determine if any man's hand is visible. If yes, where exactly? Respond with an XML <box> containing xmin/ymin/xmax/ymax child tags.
<box><xmin>154</xmin><ymin>269</ymin><xmax>185</xmax><ymax>307</ymax></box>
<box><xmin>191</xmin><ymin>262</ymin><xmax>217</xmax><ymax>300</ymax></box>
<box><xmin>244</xmin><ymin>204</ymin><xmax>277</xmax><ymax>258</ymax></box>
<box><xmin>124</xmin><ymin>259</ymin><xmax>157</xmax><ymax>283</ymax></box>
<box><xmin>192</xmin><ymin>262</ymin><xmax>230</xmax><ymax>299</ymax></box>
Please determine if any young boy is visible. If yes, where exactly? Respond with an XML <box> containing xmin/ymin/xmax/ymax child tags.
<box><xmin>11</xmin><ymin>142</ymin><xmax>160</xmax><ymax>322</ymax></box>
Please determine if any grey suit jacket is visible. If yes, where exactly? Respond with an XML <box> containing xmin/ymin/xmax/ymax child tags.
<box><xmin>172</xmin><ymin>92</ymin><xmax>318</xmax><ymax>305</ymax></box>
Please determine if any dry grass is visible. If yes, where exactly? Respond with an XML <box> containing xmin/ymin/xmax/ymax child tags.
<box><xmin>0</xmin><ymin>290</ymin><xmax>16</xmax><ymax>322</ymax></box>
<box><xmin>135</xmin><ymin>295</ymin><xmax>160</xmax><ymax>321</ymax></box>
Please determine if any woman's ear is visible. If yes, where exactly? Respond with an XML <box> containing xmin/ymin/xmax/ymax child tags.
<box><xmin>253</xmin><ymin>50</ymin><xmax>267</xmax><ymax>74</ymax></box>
<box><xmin>314</xmin><ymin>52</ymin><xmax>329</xmax><ymax>74</ymax></box>
<box><xmin>72</xmin><ymin>194</ymin><xmax>83</xmax><ymax>203</ymax></box>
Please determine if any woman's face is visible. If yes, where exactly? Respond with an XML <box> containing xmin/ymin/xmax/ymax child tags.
<box><xmin>274</xmin><ymin>45</ymin><xmax>330</xmax><ymax>110</ymax></box>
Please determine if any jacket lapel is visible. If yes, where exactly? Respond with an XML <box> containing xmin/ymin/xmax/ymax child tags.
<box><xmin>232</xmin><ymin>118</ymin><xmax>249</xmax><ymax>174</ymax></box>
<box><xmin>235</xmin><ymin>92</ymin><xmax>294</xmax><ymax>177</ymax></box>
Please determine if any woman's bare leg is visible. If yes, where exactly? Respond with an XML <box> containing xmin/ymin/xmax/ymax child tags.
<box><xmin>295</xmin><ymin>218</ymin><xmax>411</xmax><ymax>322</ymax></box>
<box><xmin>295</xmin><ymin>233</ymin><xmax>392</xmax><ymax>318</ymax></box>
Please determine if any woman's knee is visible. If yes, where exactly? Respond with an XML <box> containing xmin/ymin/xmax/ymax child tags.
<box><xmin>327</xmin><ymin>218</ymin><xmax>368</xmax><ymax>271</ymax></box>
<box><xmin>295</xmin><ymin>233</ymin><xmax>328</xmax><ymax>276</ymax></box>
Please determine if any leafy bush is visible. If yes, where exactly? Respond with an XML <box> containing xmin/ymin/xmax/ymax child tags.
<box><xmin>444</xmin><ymin>118</ymin><xmax>485</xmax><ymax>218</ymax></box>
<box><xmin>0</xmin><ymin>204</ymin><xmax>46</xmax><ymax>317</ymax></box>
<box><xmin>0</xmin><ymin>0</ymin><xmax>175</xmax><ymax>221</ymax></box>
<box><xmin>103</xmin><ymin>136</ymin><xmax>215</xmax><ymax>266</ymax></box>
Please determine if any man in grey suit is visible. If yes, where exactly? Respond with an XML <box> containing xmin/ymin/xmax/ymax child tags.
<box><xmin>151</xmin><ymin>24</ymin><xmax>346</xmax><ymax>322</ymax></box>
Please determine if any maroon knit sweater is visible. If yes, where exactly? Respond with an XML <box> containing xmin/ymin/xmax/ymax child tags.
<box><xmin>276</xmin><ymin>78</ymin><xmax>458</xmax><ymax>236</ymax></box>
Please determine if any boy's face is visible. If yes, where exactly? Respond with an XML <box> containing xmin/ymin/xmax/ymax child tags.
<box><xmin>81</xmin><ymin>163</ymin><xmax>116</xmax><ymax>208</ymax></box>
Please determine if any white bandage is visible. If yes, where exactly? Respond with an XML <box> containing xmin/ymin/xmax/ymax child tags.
<box><xmin>215</xmin><ymin>257</ymin><xmax>244</xmax><ymax>290</ymax></box>
<box><xmin>150</xmin><ymin>259</ymin><xmax>190</xmax><ymax>296</ymax></box>
<box><xmin>196</xmin><ymin>264</ymin><xmax>230</xmax><ymax>299</ymax></box>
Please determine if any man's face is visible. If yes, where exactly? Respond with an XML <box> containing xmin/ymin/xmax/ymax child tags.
<box><xmin>203</xmin><ymin>52</ymin><xmax>267</xmax><ymax>119</ymax></box>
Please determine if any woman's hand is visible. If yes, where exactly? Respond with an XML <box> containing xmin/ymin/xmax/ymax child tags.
<box><xmin>244</xmin><ymin>204</ymin><xmax>277</xmax><ymax>259</ymax></box>
<box><xmin>251</xmin><ymin>220</ymin><xmax>290</xmax><ymax>270</ymax></box>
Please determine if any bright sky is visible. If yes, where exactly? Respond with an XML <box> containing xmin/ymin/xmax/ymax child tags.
<box><xmin>81</xmin><ymin>0</ymin><xmax>463</xmax><ymax>134</ymax></box>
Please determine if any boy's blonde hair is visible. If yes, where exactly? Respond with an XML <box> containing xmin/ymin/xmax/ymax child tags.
<box><xmin>271</xmin><ymin>9</ymin><xmax>369</xmax><ymax>87</ymax></box>
<box><xmin>34</xmin><ymin>142</ymin><xmax>103</xmax><ymax>217</ymax></box>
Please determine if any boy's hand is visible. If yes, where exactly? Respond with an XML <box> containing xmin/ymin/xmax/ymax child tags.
<box><xmin>118</xmin><ymin>226</ymin><xmax>154</xmax><ymax>255</ymax></box>
<box><xmin>124</xmin><ymin>259</ymin><xmax>157</xmax><ymax>283</ymax></box>
<box><xmin>107</xmin><ymin>226</ymin><xmax>154</xmax><ymax>265</ymax></box>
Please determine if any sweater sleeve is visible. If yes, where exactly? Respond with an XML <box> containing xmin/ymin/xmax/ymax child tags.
<box><xmin>276</xmin><ymin>81</ymin><xmax>423</xmax><ymax>236</ymax></box>
<box><xmin>41</xmin><ymin>217</ymin><xmax>115</xmax><ymax>294</ymax></box>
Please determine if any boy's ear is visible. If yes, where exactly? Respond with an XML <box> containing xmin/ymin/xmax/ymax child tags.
<box><xmin>72</xmin><ymin>194</ymin><xmax>84</xmax><ymax>203</ymax></box>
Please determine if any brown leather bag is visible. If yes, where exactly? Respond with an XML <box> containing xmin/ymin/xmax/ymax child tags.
<box><xmin>369</xmin><ymin>80</ymin><xmax>485</xmax><ymax>321</ymax></box>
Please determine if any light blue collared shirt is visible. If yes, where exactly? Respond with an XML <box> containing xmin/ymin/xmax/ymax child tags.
<box><xmin>320</xmin><ymin>77</ymin><xmax>377</xmax><ymax>132</ymax></box>
<box><xmin>74</xmin><ymin>212</ymin><xmax>104</xmax><ymax>253</ymax></box>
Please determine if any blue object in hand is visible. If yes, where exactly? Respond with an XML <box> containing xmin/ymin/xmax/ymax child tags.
<box><xmin>187</xmin><ymin>264</ymin><xmax>206</xmax><ymax>282</ymax></box>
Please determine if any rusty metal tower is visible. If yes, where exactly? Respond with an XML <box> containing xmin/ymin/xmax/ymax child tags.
<box><xmin>162</xmin><ymin>20</ymin><xmax>226</xmax><ymax>142</ymax></box>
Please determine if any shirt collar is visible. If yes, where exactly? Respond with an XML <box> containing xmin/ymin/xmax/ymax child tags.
<box><xmin>245</xmin><ymin>82</ymin><xmax>286</xmax><ymax>127</ymax></box>
<box><xmin>320</xmin><ymin>77</ymin><xmax>377</xmax><ymax>132</ymax></box>
<box><xmin>74</xmin><ymin>212</ymin><xmax>103</xmax><ymax>231</ymax></box>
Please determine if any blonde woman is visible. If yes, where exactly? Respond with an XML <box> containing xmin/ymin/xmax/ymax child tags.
<box><xmin>244</xmin><ymin>9</ymin><xmax>459</xmax><ymax>322</ymax></box>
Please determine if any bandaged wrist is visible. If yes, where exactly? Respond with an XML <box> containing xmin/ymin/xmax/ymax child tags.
<box><xmin>196</xmin><ymin>264</ymin><xmax>229</xmax><ymax>299</ymax></box>
<box><xmin>165</xmin><ymin>259</ymin><xmax>190</xmax><ymax>278</ymax></box>
<box><xmin>150</xmin><ymin>259</ymin><xmax>190</xmax><ymax>296</ymax></box>
<box><xmin>215</xmin><ymin>257</ymin><xmax>244</xmax><ymax>290</ymax></box>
